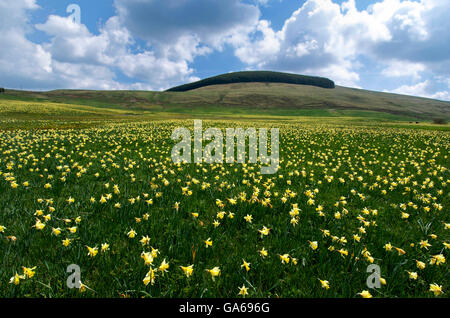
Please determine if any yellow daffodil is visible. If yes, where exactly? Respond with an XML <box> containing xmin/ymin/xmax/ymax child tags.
<box><xmin>238</xmin><ymin>285</ymin><xmax>248</xmax><ymax>296</ymax></box>
<box><xmin>181</xmin><ymin>265</ymin><xmax>194</xmax><ymax>278</ymax></box>
<box><xmin>358</xmin><ymin>290</ymin><xmax>372</xmax><ymax>298</ymax></box>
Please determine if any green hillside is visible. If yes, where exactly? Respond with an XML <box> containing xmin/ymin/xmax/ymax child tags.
<box><xmin>1</xmin><ymin>83</ymin><xmax>449</xmax><ymax>121</ymax></box>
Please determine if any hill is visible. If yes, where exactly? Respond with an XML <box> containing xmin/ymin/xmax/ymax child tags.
<box><xmin>166</xmin><ymin>71</ymin><xmax>335</xmax><ymax>91</ymax></box>
<box><xmin>0</xmin><ymin>74</ymin><xmax>449</xmax><ymax>123</ymax></box>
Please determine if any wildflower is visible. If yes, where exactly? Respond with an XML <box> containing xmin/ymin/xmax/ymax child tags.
<box><xmin>9</xmin><ymin>272</ymin><xmax>25</xmax><ymax>285</ymax></box>
<box><xmin>181</xmin><ymin>265</ymin><xmax>194</xmax><ymax>278</ymax></box>
<box><xmin>238</xmin><ymin>285</ymin><xmax>248</xmax><ymax>296</ymax></box>
<box><xmin>141</xmin><ymin>252</ymin><xmax>154</xmax><ymax>266</ymax></box>
<box><xmin>79</xmin><ymin>282</ymin><xmax>88</xmax><ymax>293</ymax></box>
<box><xmin>22</xmin><ymin>266</ymin><xmax>36</xmax><ymax>279</ymax></box>
<box><xmin>429</xmin><ymin>254</ymin><xmax>446</xmax><ymax>266</ymax></box>
<box><xmin>33</xmin><ymin>219</ymin><xmax>45</xmax><ymax>230</ymax></box>
<box><xmin>143</xmin><ymin>268</ymin><xmax>156</xmax><ymax>286</ymax></box>
<box><xmin>259</xmin><ymin>248</ymin><xmax>268</xmax><ymax>258</ymax></box>
<box><xmin>337</xmin><ymin>249</ymin><xmax>348</xmax><ymax>257</ymax></box>
<box><xmin>419</xmin><ymin>240</ymin><xmax>431</xmax><ymax>249</ymax></box>
<box><xmin>394</xmin><ymin>247</ymin><xmax>406</xmax><ymax>255</ymax></box>
<box><xmin>140</xmin><ymin>235</ymin><xmax>151</xmax><ymax>246</ymax></box>
<box><xmin>279</xmin><ymin>254</ymin><xmax>290</xmax><ymax>264</ymax></box>
<box><xmin>407</xmin><ymin>271</ymin><xmax>418</xmax><ymax>280</ymax></box>
<box><xmin>309</xmin><ymin>241</ymin><xmax>318</xmax><ymax>250</ymax></box>
<box><xmin>244</xmin><ymin>215</ymin><xmax>253</xmax><ymax>223</ymax></box>
<box><xmin>62</xmin><ymin>238</ymin><xmax>71</xmax><ymax>247</ymax></box>
<box><xmin>101</xmin><ymin>243</ymin><xmax>110</xmax><ymax>252</ymax></box>
<box><xmin>291</xmin><ymin>217</ymin><xmax>299</xmax><ymax>225</ymax></box>
<box><xmin>86</xmin><ymin>246</ymin><xmax>98</xmax><ymax>257</ymax></box>
<box><xmin>241</xmin><ymin>260</ymin><xmax>251</xmax><ymax>272</ymax></box>
<box><xmin>429</xmin><ymin>283</ymin><xmax>443</xmax><ymax>296</ymax></box>
<box><xmin>318</xmin><ymin>279</ymin><xmax>330</xmax><ymax>289</ymax></box>
<box><xmin>206</xmin><ymin>267</ymin><xmax>221</xmax><ymax>280</ymax></box>
<box><xmin>127</xmin><ymin>229</ymin><xmax>136</xmax><ymax>238</ymax></box>
<box><xmin>204</xmin><ymin>238</ymin><xmax>213</xmax><ymax>248</ymax></box>
<box><xmin>358</xmin><ymin>290</ymin><xmax>372</xmax><ymax>298</ymax></box>
<box><xmin>416</xmin><ymin>260</ymin><xmax>426</xmax><ymax>270</ymax></box>
<box><xmin>159</xmin><ymin>259</ymin><xmax>169</xmax><ymax>273</ymax></box>
<box><xmin>68</xmin><ymin>226</ymin><xmax>77</xmax><ymax>234</ymax></box>
<box><xmin>258</xmin><ymin>226</ymin><xmax>270</xmax><ymax>236</ymax></box>
<box><xmin>151</xmin><ymin>247</ymin><xmax>160</xmax><ymax>258</ymax></box>
<box><xmin>52</xmin><ymin>227</ymin><xmax>62</xmax><ymax>236</ymax></box>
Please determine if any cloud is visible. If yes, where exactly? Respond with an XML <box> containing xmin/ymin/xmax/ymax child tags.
<box><xmin>231</xmin><ymin>0</ymin><xmax>450</xmax><ymax>97</ymax></box>
<box><xmin>234</xmin><ymin>20</ymin><xmax>280</xmax><ymax>66</ymax></box>
<box><xmin>231</xmin><ymin>0</ymin><xmax>388</xmax><ymax>86</ymax></box>
<box><xmin>0</xmin><ymin>0</ymin><xmax>261</xmax><ymax>90</ymax></box>
<box><xmin>381</xmin><ymin>60</ymin><xmax>425</xmax><ymax>80</ymax></box>
<box><xmin>0</xmin><ymin>0</ymin><xmax>53</xmax><ymax>89</ymax></box>
<box><xmin>113</xmin><ymin>0</ymin><xmax>260</xmax><ymax>49</ymax></box>
<box><xmin>0</xmin><ymin>0</ymin><xmax>205</xmax><ymax>90</ymax></box>
<box><xmin>390</xmin><ymin>80</ymin><xmax>450</xmax><ymax>101</ymax></box>
<box><xmin>369</xmin><ymin>0</ymin><xmax>450</xmax><ymax>63</ymax></box>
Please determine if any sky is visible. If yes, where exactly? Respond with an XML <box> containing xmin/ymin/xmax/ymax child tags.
<box><xmin>0</xmin><ymin>0</ymin><xmax>449</xmax><ymax>101</ymax></box>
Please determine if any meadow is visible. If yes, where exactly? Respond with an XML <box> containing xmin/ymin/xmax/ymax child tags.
<box><xmin>0</xmin><ymin>118</ymin><xmax>448</xmax><ymax>298</ymax></box>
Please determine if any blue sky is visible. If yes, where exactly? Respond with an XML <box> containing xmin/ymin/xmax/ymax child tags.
<box><xmin>1</xmin><ymin>0</ymin><xmax>449</xmax><ymax>100</ymax></box>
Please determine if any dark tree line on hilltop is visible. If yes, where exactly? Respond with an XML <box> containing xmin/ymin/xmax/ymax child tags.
<box><xmin>166</xmin><ymin>71</ymin><xmax>335</xmax><ymax>92</ymax></box>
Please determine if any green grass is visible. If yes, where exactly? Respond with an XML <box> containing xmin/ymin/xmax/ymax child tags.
<box><xmin>0</xmin><ymin>120</ymin><xmax>448</xmax><ymax>298</ymax></box>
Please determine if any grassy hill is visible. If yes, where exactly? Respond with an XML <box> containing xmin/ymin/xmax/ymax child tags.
<box><xmin>1</xmin><ymin>83</ymin><xmax>449</xmax><ymax>120</ymax></box>
<box><xmin>0</xmin><ymin>71</ymin><xmax>449</xmax><ymax>124</ymax></box>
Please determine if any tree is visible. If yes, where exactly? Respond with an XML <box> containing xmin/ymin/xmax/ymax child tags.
<box><xmin>166</xmin><ymin>71</ymin><xmax>335</xmax><ymax>92</ymax></box>
<box><xmin>0</xmin><ymin>88</ymin><xmax>5</xmax><ymax>93</ymax></box>
<box><xmin>432</xmin><ymin>118</ymin><xmax>447</xmax><ymax>125</ymax></box>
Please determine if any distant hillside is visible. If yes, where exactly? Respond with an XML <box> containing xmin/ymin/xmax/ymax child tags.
<box><xmin>1</xmin><ymin>81</ymin><xmax>449</xmax><ymax>122</ymax></box>
<box><xmin>166</xmin><ymin>71</ymin><xmax>335</xmax><ymax>91</ymax></box>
